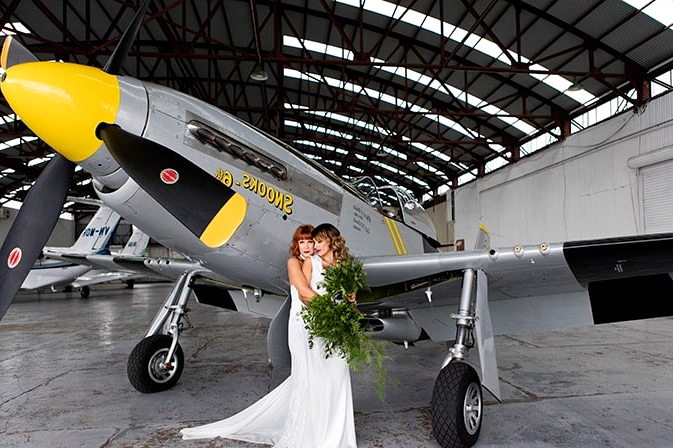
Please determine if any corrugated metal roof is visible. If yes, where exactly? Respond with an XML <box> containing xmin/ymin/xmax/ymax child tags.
<box><xmin>1</xmin><ymin>0</ymin><xmax>673</xmax><ymax>209</ymax></box>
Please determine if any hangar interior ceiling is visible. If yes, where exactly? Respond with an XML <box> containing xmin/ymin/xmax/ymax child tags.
<box><xmin>1</xmin><ymin>0</ymin><xmax>673</xmax><ymax>216</ymax></box>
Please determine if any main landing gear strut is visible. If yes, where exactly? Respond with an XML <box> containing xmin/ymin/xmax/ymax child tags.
<box><xmin>127</xmin><ymin>271</ymin><xmax>199</xmax><ymax>393</ymax></box>
<box><xmin>431</xmin><ymin>268</ymin><xmax>499</xmax><ymax>448</ymax></box>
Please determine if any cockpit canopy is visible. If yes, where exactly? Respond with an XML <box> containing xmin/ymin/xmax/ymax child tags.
<box><xmin>351</xmin><ymin>176</ymin><xmax>437</xmax><ymax>238</ymax></box>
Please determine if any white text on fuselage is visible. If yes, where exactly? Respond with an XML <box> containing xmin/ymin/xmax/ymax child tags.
<box><xmin>215</xmin><ymin>169</ymin><xmax>293</xmax><ymax>215</ymax></box>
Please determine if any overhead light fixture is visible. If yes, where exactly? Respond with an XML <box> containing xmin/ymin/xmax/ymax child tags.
<box><xmin>567</xmin><ymin>77</ymin><xmax>583</xmax><ymax>92</ymax></box>
<box><xmin>250</xmin><ymin>66</ymin><xmax>269</xmax><ymax>82</ymax></box>
<box><xmin>249</xmin><ymin>1</ymin><xmax>268</xmax><ymax>82</ymax></box>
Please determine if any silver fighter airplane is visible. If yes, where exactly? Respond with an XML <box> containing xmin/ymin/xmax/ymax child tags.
<box><xmin>2</xmin><ymin>3</ymin><xmax>673</xmax><ymax>447</ymax></box>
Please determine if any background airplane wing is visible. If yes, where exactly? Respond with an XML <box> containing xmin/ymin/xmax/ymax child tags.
<box><xmin>71</xmin><ymin>270</ymin><xmax>143</xmax><ymax>288</ymax></box>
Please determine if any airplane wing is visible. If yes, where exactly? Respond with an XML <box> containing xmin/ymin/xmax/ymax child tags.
<box><xmin>70</xmin><ymin>269</ymin><xmax>143</xmax><ymax>288</ymax></box>
<box><xmin>358</xmin><ymin>232</ymin><xmax>673</xmax><ymax>339</ymax></box>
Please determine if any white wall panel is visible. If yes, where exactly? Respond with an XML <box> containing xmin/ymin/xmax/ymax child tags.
<box><xmin>454</xmin><ymin>91</ymin><xmax>673</xmax><ymax>248</ymax></box>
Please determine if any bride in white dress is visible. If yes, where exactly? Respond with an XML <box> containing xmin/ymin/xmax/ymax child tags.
<box><xmin>181</xmin><ymin>224</ymin><xmax>357</xmax><ymax>448</ymax></box>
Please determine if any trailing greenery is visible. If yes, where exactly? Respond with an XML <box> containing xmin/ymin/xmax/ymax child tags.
<box><xmin>301</xmin><ymin>258</ymin><xmax>388</xmax><ymax>401</ymax></box>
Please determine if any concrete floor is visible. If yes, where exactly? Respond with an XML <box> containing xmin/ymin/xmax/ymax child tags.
<box><xmin>1</xmin><ymin>282</ymin><xmax>672</xmax><ymax>448</ymax></box>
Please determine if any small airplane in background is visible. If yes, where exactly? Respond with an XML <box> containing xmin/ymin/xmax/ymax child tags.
<box><xmin>40</xmin><ymin>223</ymin><xmax>153</xmax><ymax>297</ymax></box>
<box><xmin>20</xmin><ymin>204</ymin><xmax>120</xmax><ymax>296</ymax></box>
<box><xmin>2</xmin><ymin>3</ymin><xmax>673</xmax><ymax>447</ymax></box>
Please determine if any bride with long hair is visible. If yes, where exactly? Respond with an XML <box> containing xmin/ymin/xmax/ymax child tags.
<box><xmin>181</xmin><ymin>223</ymin><xmax>357</xmax><ymax>448</ymax></box>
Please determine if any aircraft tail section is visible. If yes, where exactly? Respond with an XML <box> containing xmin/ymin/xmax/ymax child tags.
<box><xmin>474</xmin><ymin>224</ymin><xmax>490</xmax><ymax>250</ymax></box>
<box><xmin>65</xmin><ymin>206</ymin><xmax>121</xmax><ymax>255</ymax></box>
<box><xmin>120</xmin><ymin>226</ymin><xmax>150</xmax><ymax>256</ymax></box>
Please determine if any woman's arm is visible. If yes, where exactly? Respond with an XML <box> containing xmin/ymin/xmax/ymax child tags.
<box><xmin>299</xmin><ymin>257</ymin><xmax>316</xmax><ymax>304</ymax></box>
<box><xmin>288</xmin><ymin>257</ymin><xmax>316</xmax><ymax>304</ymax></box>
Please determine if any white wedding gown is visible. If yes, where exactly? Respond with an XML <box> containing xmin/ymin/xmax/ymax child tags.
<box><xmin>181</xmin><ymin>254</ymin><xmax>356</xmax><ymax>447</ymax></box>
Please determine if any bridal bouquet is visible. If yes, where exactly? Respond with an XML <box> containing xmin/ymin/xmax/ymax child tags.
<box><xmin>301</xmin><ymin>257</ymin><xmax>388</xmax><ymax>400</ymax></box>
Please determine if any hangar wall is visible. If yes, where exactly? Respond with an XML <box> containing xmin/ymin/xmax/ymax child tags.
<box><xmin>452</xmin><ymin>90</ymin><xmax>673</xmax><ymax>249</ymax></box>
<box><xmin>0</xmin><ymin>207</ymin><xmax>75</xmax><ymax>247</ymax></box>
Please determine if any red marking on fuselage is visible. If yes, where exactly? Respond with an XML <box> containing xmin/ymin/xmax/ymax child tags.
<box><xmin>160</xmin><ymin>168</ymin><xmax>179</xmax><ymax>184</ymax></box>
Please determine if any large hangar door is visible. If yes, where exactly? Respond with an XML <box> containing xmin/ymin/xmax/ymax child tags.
<box><xmin>643</xmin><ymin>158</ymin><xmax>673</xmax><ymax>233</ymax></box>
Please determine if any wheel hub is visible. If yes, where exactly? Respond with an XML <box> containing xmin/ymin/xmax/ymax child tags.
<box><xmin>148</xmin><ymin>348</ymin><xmax>177</xmax><ymax>383</ymax></box>
<box><xmin>463</xmin><ymin>382</ymin><xmax>482</xmax><ymax>435</ymax></box>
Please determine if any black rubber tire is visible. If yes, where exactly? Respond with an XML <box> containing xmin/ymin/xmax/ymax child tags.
<box><xmin>127</xmin><ymin>334</ymin><xmax>184</xmax><ymax>393</ymax></box>
<box><xmin>431</xmin><ymin>362</ymin><xmax>483</xmax><ymax>448</ymax></box>
<box><xmin>125</xmin><ymin>279</ymin><xmax>135</xmax><ymax>289</ymax></box>
<box><xmin>80</xmin><ymin>286</ymin><xmax>90</xmax><ymax>298</ymax></box>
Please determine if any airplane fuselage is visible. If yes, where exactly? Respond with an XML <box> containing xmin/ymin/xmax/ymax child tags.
<box><xmin>74</xmin><ymin>76</ymin><xmax>436</xmax><ymax>295</ymax></box>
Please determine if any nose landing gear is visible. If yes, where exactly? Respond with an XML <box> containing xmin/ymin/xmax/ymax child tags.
<box><xmin>127</xmin><ymin>270</ymin><xmax>198</xmax><ymax>393</ymax></box>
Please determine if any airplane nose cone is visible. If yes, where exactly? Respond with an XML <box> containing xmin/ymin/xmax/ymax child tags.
<box><xmin>0</xmin><ymin>61</ymin><xmax>120</xmax><ymax>162</ymax></box>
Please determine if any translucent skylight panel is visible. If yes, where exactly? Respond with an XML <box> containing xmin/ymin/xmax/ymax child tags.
<box><xmin>285</xmin><ymin>68</ymin><xmax>484</xmax><ymax>141</ymax></box>
<box><xmin>410</xmin><ymin>141</ymin><xmax>451</xmax><ymax>164</ymax></box>
<box><xmin>370</xmin><ymin>56</ymin><xmax>537</xmax><ymax>134</ymax></box>
<box><xmin>0</xmin><ymin>113</ymin><xmax>19</xmax><ymax>125</ymax></box>
<box><xmin>374</xmin><ymin>55</ymin><xmax>517</xmax><ymax>133</ymax></box>
<box><xmin>369</xmin><ymin>161</ymin><xmax>400</xmax><ymax>176</ymax></box>
<box><xmin>27</xmin><ymin>156</ymin><xmax>51</xmax><ymax>167</ymax></box>
<box><xmin>2</xmin><ymin>200</ymin><xmax>19</xmax><ymax>209</ymax></box>
<box><xmin>622</xmin><ymin>0</ymin><xmax>673</xmax><ymax>28</ymax></box>
<box><xmin>415</xmin><ymin>160</ymin><xmax>448</xmax><ymax>180</ymax></box>
<box><xmin>284</xmin><ymin>36</ymin><xmax>354</xmax><ymax>60</ymax></box>
<box><xmin>371</xmin><ymin>159</ymin><xmax>405</xmax><ymax>175</ymax></box>
<box><xmin>457</xmin><ymin>171</ymin><xmax>476</xmax><ymax>186</ymax></box>
<box><xmin>284</xmin><ymin>103</ymin><xmax>309</xmax><ymax>111</ymax></box>
<box><xmin>285</xmin><ymin>119</ymin><xmax>354</xmax><ymax>140</ymax></box>
<box><xmin>484</xmin><ymin>157</ymin><xmax>508</xmax><ymax>173</ymax></box>
<box><xmin>1</xmin><ymin>22</ymin><xmax>29</xmax><ymax>36</ymax></box>
<box><xmin>436</xmin><ymin>184</ymin><xmax>450</xmax><ymax>196</ymax></box>
<box><xmin>286</xmin><ymin>102</ymin><xmax>452</xmax><ymax>170</ymax></box>
<box><xmin>293</xmin><ymin>139</ymin><xmax>349</xmax><ymax>155</ymax></box>
<box><xmin>293</xmin><ymin>103</ymin><xmax>386</xmax><ymax>135</ymax></box>
<box><xmin>323</xmin><ymin>159</ymin><xmax>343</xmax><ymax>168</ymax></box>
<box><xmin>334</xmin><ymin>0</ymin><xmax>597</xmax><ymax>102</ymax></box>
<box><xmin>0</xmin><ymin>136</ymin><xmax>37</xmax><ymax>151</ymax></box>
<box><xmin>528</xmin><ymin>66</ymin><xmax>595</xmax><ymax>104</ymax></box>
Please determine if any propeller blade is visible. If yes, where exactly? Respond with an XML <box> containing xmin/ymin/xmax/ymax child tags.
<box><xmin>98</xmin><ymin>125</ymin><xmax>247</xmax><ymax>248</ymax></box>
<box><xmin>1</xmin><ymin>35</ymin><xmax>38</xmax><ymax>70</ymax></box>
<box><xmin>0</xmin><ymin>155</ymin><xmax>75</xmax><ymax>320</ymax></box>
<box><xmin>103</xmin><ymin>0</ymin><xmax>151</xmax><ymax>74</ymax></box>
<box><xmin>0</xmin><ymin>1</ymin><xmax>150</xmax><ymax>321</ymax></box>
